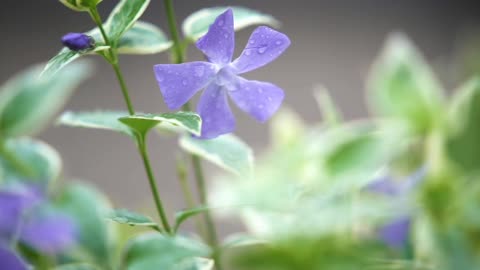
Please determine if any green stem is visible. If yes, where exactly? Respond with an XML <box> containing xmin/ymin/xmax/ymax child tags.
<box><xmin>138</xmin><ymin>135</ymin><xmax>172</xmax><ymax>234</ymax></box>
<box><xmin>163</xmin><ymin>0</ymin><xmax>184</xmax><ymax>63</ymax></box>
<box><xmin>88</xmin><ymin>7</ymin><xmax>171</xmax><ymax>233</ymax></box>
<box><xmin>162</xmin><ymin>0</ymin><xmax>223</xmax><ymax>268</ymax></box>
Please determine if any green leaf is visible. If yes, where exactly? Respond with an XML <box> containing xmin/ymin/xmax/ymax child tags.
<box><xmin>105</xmin><ymin>0</ymin><xmax>151</xmax><ymax>42</ymax></box>
<box><xmin>54</xmin><ymin>263</ymin><xmax>100</xmax><ymax>270</ymax></box>
<box><xmin>0</xmin><ymin>138</ymin><xmax>61</xmax><ymax>185</ymax></box>
<box><xmin>182</xmin><ymin>6</ymin><xmax>280</xmax><ymax>41</ymax></box>
<box><xmin>107</xmin><ymin>209</ymin><xmax>160</xmax><ymax>231</ymax></box>
<box><xmin>174</xmin><ymin>206</ymin><xmax>211</xmax><ymax>233</ymax></box>
<box><xmin>174</xmin><ymin>257</ymin><xmax>214</xmax><ymax>270</ymax></box>
<box><xmin>119</xmin><ymin>112</ymin><xmax>201</xmax><ymax>137</ymax></box>
<box><xmin>0</xmin><ymin>61</ymin><xmax>91</xmax><ymax>137</ymax></box>
<box><xmin>56</xmin><ymin>182</ymin><xmax>117</xmax><ymax>268</ymax></box>
<box><xmin>117</xmin><ymin>21</ymin><xmax>173</xmax><ymax>54</ymax></box>
<box><xmin>367</xmin><ymin>33</ymin><xmax>445</xmax><ymax>135</ymax></box>
<box><xmin>313</xmin><ymin>85</ymin><xmax>343</xmax><ymax>126</ymax></box>
<box><xmin>122</xmin><ymin>233</ymin><xmax>210</xmax><ymax>270</ymax></box>
<box><xmin>179</xmin><ymin>134</ymin><xmax>253</xmax><ymax>176</ymax></box>
<box><xmin>57</xmin><ymin>111</ymin><xmax>133</xmax><ymax>137</ymax></box>
<box><xmin>446</xmin><ymin>78</ymin><xmax>480</xmax><ymax>173</ymax></box>
<box><xmin>41</xmin><ymin>46</ymin><xmax>108</xmax><ymax>78</ymax></box>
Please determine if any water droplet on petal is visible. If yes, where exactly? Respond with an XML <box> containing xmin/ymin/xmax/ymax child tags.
<box><xmin>258</xmin><ymin>104</ymin><xmax>264</xmax><ymax>109</ymax></box>
<box><xmin>182</xmin><ymin>80</ymin><xmax>188</xmax><ymax>86</ymax></box>
<box><xmin>157</xmin><ymin>75</ymin><xmax>164</xmax><ymax>82</ymax></box>
<box><xmin>275</xmin><ymin>40</ymin><xmax>282</xmax><ymax>45</ymax></box>
<box><xmin>194</xmin><ymin>66</ymin><xmax>205</xmax><ymax>77</ymax></box>
<box><xmin>245</xmin><ymin>50</ymin><xmax>252</xmax><ymax>56</ymax></box>
<box><xmin>249</xmin><ymin>39</ymin><xmax>255</xmax><ymax>45</ymax></box>
<box><xmin>257</xmin><ymin>46</ymin><xmax>268</xmax><ymax>54</ymax></box>
<box><xmin>218</xmin><ymin>19</ymin><xmax>224</xmax><ymax>26</ymax></box>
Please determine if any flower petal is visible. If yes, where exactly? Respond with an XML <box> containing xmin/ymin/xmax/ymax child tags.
<box><xmin>20</xmin><ymin>213</ymin><xmax>77</xmax><ymax>254</ymax></box>
<box><xmin>232</xmin><ymin>26</ymin><xmax>290</xmax><ymax>74</ymax></box>
<box><xmin>379</xmin><ymin>216</ymin><xmax>411</xmax><ymax>248</ymax></box>
<box><xmin>197</xmin><ymin>83</ymin><xmax>235</xmax><ymax>139</ymax></box>
<box><xmin>154</xmin><ymin>62</ymin><xmax>218</xmax><ymax>110</ymax></box>
<box><xmin>0</xmin><ymin>245</ymin><xmax>28</xmax><ymax>270</ymax></box>
<box><xmin>196</xmin><ymin>8</ymin><xmax>235</xmax><ymax>65</ymax></box>
<box><xmin>229</xmin><ymin>78</ymin><xmax>284</xmax><ymax>122</ymax></box>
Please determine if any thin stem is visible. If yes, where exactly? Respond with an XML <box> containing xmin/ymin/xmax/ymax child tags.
<box><xmin>138</xmin><ymin>136</ymin><xmax>172</xmax><ymax>233</ymax></box>
<box><xmin>88</xmin><ymin>7</ymin><xmax>171</xmax><ymax>233</ymax></box>
<box><xmin>163</xmin><ymin>0</ymin><xmax>184</xmax><ymax>63</ymax></box>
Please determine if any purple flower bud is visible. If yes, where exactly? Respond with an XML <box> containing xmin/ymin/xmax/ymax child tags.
<box><xmin>61</xmin><ymin>33</ymin><xmax>95</xmax><ymax>51</ymax></box>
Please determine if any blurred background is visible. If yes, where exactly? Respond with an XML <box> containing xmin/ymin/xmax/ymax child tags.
<box><xmin>1</xmin><ymin>0</ymin><xmax>479</xmax><ymax>217</ymax></box>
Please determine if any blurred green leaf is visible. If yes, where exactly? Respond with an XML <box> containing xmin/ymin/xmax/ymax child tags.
<box><xmin>59</xmin><ymin>0</ymin><xmax>103</xmax><ymax>12</ymax></box>
<box><xmin>179</xmin><ymin>134</ymin><xmax>253</xmax><ymax>176</ymax></box>
<box><xmin>119</xmin><ymin>112</ymin><xmax>201</xmax><ymax>137</ymax></box>
<box><xmin>116</xmin><ymin>21</ymin><xmax>173</xmax><ymax>54</ymax></box>
<box><xmin>270</xmin><ymin>108</ymin><xmax>305</xmax><ymax>149</ymax></box>
<box><xmin>174</xmin><ymin>206</ymin><xmax>211</xmax><ymax>233</ymax></box>
<box><xmin>56</xmin><ymin>182</ymin><xmax>117</xmax><ymax>268</ymax></box>
<box><xmin>446</xmin><ymin>78</ymin><xmax>480</xmax><ymax>173</ymax></box>
<box><xmin>53</xmin><ymin>263</ymin><xmax>100</xmax><ymax>270</ymax></box>
<box><xmin>107</xmin><ymin>209</ymin><xmax>160</xmax><ymax>231</ymax></box>
<box><xmin>0</xmin><ymin>61</ymin><xmax>91</xmax><ymax>137</ymax></box>
<box><xmin>182</xmin><ymin>6</ymin><xmax>280</xmax><ymax>41</ymax></box>
<box><xmin>313</xmin><ymin>85</ymin><xmax>343</xmax><ymax>126</ymax></box>
<box><xmin>0</xmin><ymin>138</ymin><xmax>61</xmax><ymax>186</ymax></box>
<box><xmin>368</xmin><ymin>33</ymin><xmax>445</xmax><ymax>135</ymax></box>
<box><xmin>58</xmin><ymin>111</ymin><xmax>133</xmax><ymax>137</ymax></box>
<box><xmin>104</xmin><ymin>0</ymin><xmax>151</xmax><ymax>42</ymax></box>
<box><xmin>122</xmin><ymin>233</ymin><xmax>210</xmax><ymax>270</ymax></box>
<box><xmin>174</xmin><ymin>257</ymin><xmax>214</xmax><ymax>270</ymax></box>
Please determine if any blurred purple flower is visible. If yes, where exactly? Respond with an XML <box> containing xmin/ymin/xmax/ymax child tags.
<box><xmin>368</xmin><ymin>167</ymin><xmax>426</xmax><ymax>249</ymax></box>
<box><xmin>154</xmin><ymin>8</ymin><xmax>290</xmax><ymax>138</ymax></box>
<box><xmin>61</xmin><ymin>33</ymin><xmax>95</xmax><ymax>51</ymax></box>
<box><xmin>0</xmin><ymin>245</ymin><xmax>28</xmax><ymax>270</ymax></box>
<box><xmin>0</xmin><ymin>184</ymin><xmax>76</xmax><ymax>259</ymax></box>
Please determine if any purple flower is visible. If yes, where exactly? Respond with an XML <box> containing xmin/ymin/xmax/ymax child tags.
<box><xmin>154</xmin><ymin>9</ymin><xmax>290</xmax><ymax>138</ymax></box>
<box><xmin>368</xmin><ymin>168</ymin><xmax>426</xmax><ymax>249</ymax></box>
<box><xmin>61</xmin><ymin>33</ymin><xmax>95</xmax><ymax>51</ymax></box>
<box><xmin>0</xmin><ymin>184</ymin><xmax>77</xmax><ymax>255</ymax></box>
<box><xmin>0</xmin><ymin>245</ymin><xmax>28</xmax><ymax>270</ymax></box>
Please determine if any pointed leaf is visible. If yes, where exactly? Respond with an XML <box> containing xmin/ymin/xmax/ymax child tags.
<box><xmin>174</xmin><ymin>206</ymin><xmax>211</xmax><ymax>233</ymax></box>
<box><xmin>446</xmin><ymin>78</ymin><xmax>480</xmax><ymax>173</ymax></box>
<box><xmin>105</xmin><ymin>0</ymin><xmax>151</xmax><ymax>42</ymax></box>
<box><xmin>57</xmin><ymin>111</ymin><xmax>133</xmax><ymax>137</ymax></box>
<box><xmin>117</xmin><ymin>21</ymin><xmax>172</xmax><ymax>54</ymax></box>
<box><xmin>179</xmin><ymin>134</ymin><xmax>253</xmax><ymax>176</ymax></box>
<box><xmin>0</xmin><ymin>61</ymin><xmax>91</xmax><ymax>137</ymax></box>
<box><xmin>107</xmin><ymin>209</ymin><xmax>160</xmax><ymax>231</ymax></box>
<box><xmin>119</xmin><ymin>112</ymin><xmax>201</xmax><ymax>137</ymax></box>
<box><xmin>41</xmin><ymin>46</ymin><xmax>108</xmax><ymax>77</ymax></box>
<box><xmin>122</xmin><ymin>233</ymin><xmax>210</xmax><ymax>270</ymax></box>
<box><xmin>183</xmin><ymin>6</ymin><xmax>280</xmax><ymax>41</ymax></box>
<box><xmin>367</xmin><ymin>33</ymin><xmax>445</xmax><ymax>134</ymax></box>
<box><xmin>0</xmin><ymin>138</ymin><xmax>61</xmax><ymax>186</ymax></box>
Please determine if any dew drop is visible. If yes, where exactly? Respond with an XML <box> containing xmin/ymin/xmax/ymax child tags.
<box><xmin>275</xmin><ymin>40</ymin><xmax>282</xmax><ymax>45</ymax></box>
<box><xmin>157</xmin><ymin>75</ymin><xmax>164</xmax><ymax>82</ymax></box>
<box><xmin>182</xmin><ymin>80</ymin><xmax>188</xmax><ymax>86</ymax></box>
<box><xmin>249</xmin><ymin>39</ymin><xmax>255</xmax><ymax>45</ymax></box>
<box><xmin>194</xmin><ymin>66</ymin><xmax>205</xmax><ymax>77</ymax></box>
<box><xmin>245</xmin><ymin>50</ymin><xmax>252</xmax><ymax>56</ymax></box>
<box><xmin>257</xmin><ymin>46</ymin><xmax>268</xmax><ymax>54</ymax></box>
<box><xmin>258</xmin><ymin>104</ymin><xmax>264</xmax><ymax>109</ymax></box>
<box><xmin>218</xmin><ymin>19</ymin><xmax>224</xmax><ymax>26</ymax></box>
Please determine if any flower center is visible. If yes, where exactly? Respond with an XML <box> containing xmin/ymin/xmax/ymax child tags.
<box><xmin>214</xmin><ymin>66</ymin><xmax>238</xmax><ymax>91</ymax></box>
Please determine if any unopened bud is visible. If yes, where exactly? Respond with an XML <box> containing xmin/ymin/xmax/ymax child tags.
<box><xmin>61</xmin><ymin>33</ymin><xmax>95</xmax><ymax>51</ymax></box>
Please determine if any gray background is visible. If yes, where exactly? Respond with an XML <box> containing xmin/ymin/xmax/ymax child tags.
<box><xmin>1</xmin><ymin>1</ymin><xmax>479</xmax><ymax>224</ymax></box>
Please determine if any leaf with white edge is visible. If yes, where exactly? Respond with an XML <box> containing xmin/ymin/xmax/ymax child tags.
<box><xmin>107</xmin><ymin>209</ymin><xmax>160</xmax><ymax>231</ymax></box>
<box><xmin>57</xmin><ymin>182</ymin><xmax>117</xmax><ymax>268</ymax></box>
<box><xmin>174</xmin><ymin>257</ymin><xmax>214</xmax><ymax>270</ymax></box>
<box><xmin>0</xmin><ymin>61</ymin><xmax>91</xmax><ymax>137</ymax></box>
<box><xmin>58</xmin><ymin>111</ymin><xmax>133</xmax><ymax>137</ymax></box>
<box><xmin>0</xmin><ymin>138</ymin><xmax>61</xmax><ymax>186</ymax></box>
<box><xmin>122</xmin><ymin>233</ymin><xmax>211</xmax><ymax>270</ymax></box>
<box><xmin>174</xmin><ymin>206</ymin><xmax>211</xmax><ymax>233</ymax></box>
<box><xmin>117</xmin><ymin>21</ymin><xmax>173</xmax><ymax>54</ymax></box>
<box><xmin>42</xmin><ymin>46</ymin><xmax>109</xmax><ymax>77</ymax></box>
<box><xmin>222</xmin><ymin>234</ymin><xmax>267</xmax><ymax>249</ymax></box>
<box><xmin>367</xmin><ymin>33</ymin><xmax>445</xmax><ymax>135</ymax></box>
<box><xmin>183</xmin><ymin>6</ymin><xmax>280</xmax><ymax>41</ymax></box>
<box><xmin>105</xmin><ymin>0</ymin><xmax>151</xmax><ymax>42</ymax></box>
<box><xmin>119</xmin><ymin>112</ymin><xmax>201</xmax><ymax>137</ymax></box>
<box><xmin>54</xmin><ymin>263</ymin><xmax>100</xmax><ymax>270</ymax></box>
<box><xmin>179</xmin><ymin>134</ymin><xmax>253</xmax><ymax>176</ymax></box>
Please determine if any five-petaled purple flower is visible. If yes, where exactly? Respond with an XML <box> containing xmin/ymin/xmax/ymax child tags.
<box><xmin>154</xmin><ymin>8</ymin><xmax>290</xmax><ymax>138</ymax></box>
<box><xmin>0</xmin><ymin>184</ymin><xmax>77</xmax><ymax>269</ymax></box>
